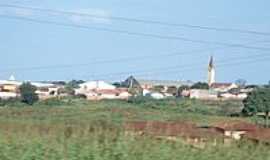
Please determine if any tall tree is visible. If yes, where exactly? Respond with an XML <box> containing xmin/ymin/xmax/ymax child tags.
<box><xmin>19</xmin><ymin>82</ymin><xmax>39</xmax><ymax>105</ymax></box>
<box><xmin>191</xmin><ymin>82</ymin><xmax>209</xmax><ymax>90</ymax></box>
<box><xmin>67</xmin><ymin>80</ymin><xmax>85</xmax><ymax>89</ymax></box>
<box><xmin>243</xmin><ymin>88</ymin><xmax>270</xmax><ymax>127</ymax></box>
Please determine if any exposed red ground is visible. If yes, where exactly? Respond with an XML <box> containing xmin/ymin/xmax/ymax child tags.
<box><xmin>124</xmin><ymin>120</ymin><xmax>270</xmax><ymax>143</ymax></box>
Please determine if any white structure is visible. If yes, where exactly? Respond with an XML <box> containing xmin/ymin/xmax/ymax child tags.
<box><xmin>149</xmin><ymin>92</ymin><xmax>165</xmax><ymax>99</ymax></box>
<box><xmin>75</xmin><ymin>81</ymin><xmax>130</xmax><ymax>100</ymax></box>
<box><xmin>208</xmin><ymin>56</ymin><xmax>215</xmax><ymax>86</ymax></box>
<box><xmin>0</xmin><ymin>78</ymin><xmax>60</xmax><ymax>99</ymax></box>
<box><xmin>0</xmin><ymin>79</ymin><xmax>22</xmax><ymax>99</ymax></box>
<box><xmin>219</xmin><ymin>92</ymin><xmax>248</xmax><ymax>100</ymax></box>
<box><xmin>32</xmin><ymin>82</ymin><xmax>60</xmax><ymax>99</ymax></box>
<box><xmin>190</xmin><ymin>89</ymin><xmax>218</xmax><ymax>100</ymax></box>
<box><xmin>211</xmin><ymin>83</ymin><xmax>238</xmax><ymax>92</ymax></box>
<box><xmin>0</xmin><ymin>92</ymin><xmax>18</xmax><ymax>99</ymax></box>
<box><xmin>0</xmin><ymin>80</ymin><xmax>22</xmax><ymax>86</ymax></box>
<box><xmin>76</xmin><ymin>81</ymin><xmax>116</xmax><ymax>93</ymax></box>
<box><xmin>143</xmin><ymin>89</ymin><xmax>151</xmax><ymax>96</ymax></box>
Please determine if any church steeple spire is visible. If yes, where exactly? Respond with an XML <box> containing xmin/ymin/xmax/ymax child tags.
<box><xmin>208</xmin><ymin>56</ymin><xmax>215</xmax><ymax>86</ymax></box>
<box><xmin>209</xmin><ymin>56</ymin><xmax>214</xmax><ymax>69</ymax></box>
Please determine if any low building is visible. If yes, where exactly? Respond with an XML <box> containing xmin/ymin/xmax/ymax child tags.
<box><xmin>189</xmin><ymin>89</ymin><xmax>218</xmax><ymax>100</ymax></box>
<box><xmin>0</xmin><ymin>92</ymin><xmax>18</xmax><ymax>99</ymax></box>
<box><xmin>0</xmin><ymin>80</ymin><xmax>22</xmax><ymax>99</ymax></box>
<box><xmin>138</xmin><ymin>79</ymin><xmax>193</xmax><ymax>90</ymax></box>
<box><xmin>218</xmin><ymin>92</ymin><xmax>248</xmax><ymax>100</ymax></box>
<box><xmin>0</xmin><ymin>80</ymin><xmax>21</xmax><ymax>92</ymax></box>
<box><xmin>33</xmin><ymin>82</ymin><xmax>61</xmax><ymax>100</ymax></box>
<box><xmin>75</xmin><ymin>81</ymin><xmax>131</xmax><ymax>100</ymax></box>
<box><xmin>82</xmin><ymin>89</ymin><xmax>130</xmax><ymax>100</ymax></box>
<box><xmin>75</xmin><ymin>81</ymin><xmax>116</xmax><ymax>94</ymax></box>
<box><xmin>211</xmin><ymin>83</ymin><xmax>238</xmax><ymax>92</ymax></box>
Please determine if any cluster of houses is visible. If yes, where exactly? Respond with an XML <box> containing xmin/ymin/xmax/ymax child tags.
<box><xmin>186</xmin><ymin>83</ymin><xmax>252</xmax><ymax>100</ymax></box>
<box><xmin>0</xmin><ymin>76</ymin><xmax>253</xmax><ymax>101</ymax></box>
<box><xmin>0</xmin><ymin>76</ymin><xmax>61</xmax><ymax>100</ymax></box>
<box><xmin>0</xmin><ymin>57</ymin><xmax>254</xmax><ymax>101</ymax></box>
<box><xmin>74</xmin><ymin>81</ymin><xmax>131</xmax><ymax>100</ymax></box>
<box><xmin>0</xmin><ymin>75</ymin><xmax>189</xmax><ymax>101</ymax></box>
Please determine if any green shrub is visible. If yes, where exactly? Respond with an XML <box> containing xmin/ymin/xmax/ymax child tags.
<box><xmin>0</xmin><ymin>98</ymin><xmax>23</xmax><ymax>107</ymax></box>
<box><xmin>19</xmin><ymin>82</ymin><xmax>39</xmax><ymax>105</ymax></box>
<box><xmin>36</xmin><ymin>97</ymin><xmax>68</xmax><ymax>106</ymax></box>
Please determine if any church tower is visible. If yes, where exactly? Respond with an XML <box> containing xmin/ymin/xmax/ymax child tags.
<box><xmin>208</xmin><ymin>56</ymin><xmax>215</xmax><ymax>86</ymax></box>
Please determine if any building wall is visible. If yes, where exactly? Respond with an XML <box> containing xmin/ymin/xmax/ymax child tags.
<box><xmin>0</xmin><ymin>92</ymin><xmax>18</xmax><ymax>99</ymax></box>
<box><xmin>189</xmin><ymin>89</ymin><xmax>218</xmax><ymax>100</ymax></box>
<box><xmin>2</xmin><ymin>84</ymin><xmax>18</xmax><ymax>92</ymax></box>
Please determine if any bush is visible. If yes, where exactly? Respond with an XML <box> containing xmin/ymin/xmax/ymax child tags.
<box><xmin>36</xmin><ymin>96</ymin><xmax>89</xmax><ymax>107</ymax></box>
<box><xmin>243</xmin><ymin>88</ymin><xmax>270</xmax><ymax>127</ymax></box>
<box><xmin>127</xmin><ymin>96</ymin><xmax>153</xmax><ymax>104</ymax></box>
<box><xmin>36</xmin><ymin>97</ymin><xmax>67</xmax><ymax>106</ymax></box>
<box><xmin>191</xmin><ymin>82</ymin><xmax>209</xmax><ymax>89</ymax></box>
<box><xmin>0</xmin><ymin>98</ymin><xmax>23</xmax><ymax>107</ymax></box>
<box><xmin>19</xmin><ymin>82</ymin><xmax>39</xmax><ymax>105</ymax></box>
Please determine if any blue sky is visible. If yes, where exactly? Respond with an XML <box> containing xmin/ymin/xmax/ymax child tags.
<box><xmin>0</xmin><ymin>0</ymin><xmax>269</xmax><ymax>84</ymax></box>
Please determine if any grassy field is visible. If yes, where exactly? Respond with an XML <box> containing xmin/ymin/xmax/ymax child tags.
<box><xmin>0</xmin><ymin>98</ymin><xmax>269</xmax><ymax>160</ymax></box>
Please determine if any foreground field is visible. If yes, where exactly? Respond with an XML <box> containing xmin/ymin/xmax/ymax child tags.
<box><xmin>0</xmin><ymin>98</ymin><xmax>269</xmax><ymax>160</ymax></box>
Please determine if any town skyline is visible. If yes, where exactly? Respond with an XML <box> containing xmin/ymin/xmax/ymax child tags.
<box><xmin>1</xmin><ymin>55</ymin><xmax>268</xmax><ymax>86</ymax></box>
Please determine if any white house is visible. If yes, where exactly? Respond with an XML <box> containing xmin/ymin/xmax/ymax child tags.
<box><xmin>32</xmin><ymin>82</ymin><xmax>60</xmax><ymax>99</ymax></box>
<box><xmin>0</xmin><ymin>79</ymin><xmax>22</xmax><ymax>99</ymax></box>
<box><xmin>75</xmin><ymin>81</ymin><xmax>116</xmax><ymax>94</ymax></box>
<box><xmin>75</xmin><ymin>81</ymin><xmax>130</xmax><ymax>100</ymax></box>
<box><xmin>0</xmin><ymin>92</ymin><xmax>18</xmax><ymax>99</ymax></box>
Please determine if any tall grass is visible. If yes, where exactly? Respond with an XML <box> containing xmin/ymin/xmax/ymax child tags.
<box><xmin>0</xmin><ymin>98</ymin><xmax>267</xmax><ymax>159</ymax></box>
<box><xmin>0</xmin><ymin>124</ymin><xmax>269</xmax><ymax>160</ymax></box>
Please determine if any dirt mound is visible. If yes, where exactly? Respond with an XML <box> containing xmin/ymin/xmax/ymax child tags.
<box><xmin>124</xmin><ymin>121</ymin><xmax>223</xmax><ymax>139</ymax></box>
<box><xmin>214</xmin><ymin>120</ymin><xmax>259</xmax><ymax>131</ymax></box>
<box><xmin>244</xmin><ymin>128</ymin><xmax>270</xmax><ymax>143</ymax></box>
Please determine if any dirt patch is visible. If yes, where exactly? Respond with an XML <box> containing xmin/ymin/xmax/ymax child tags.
<box><xmin>213</xmin><ymin>120</ymin><xmax>260</xmax><ymax>132</ymax></box>
<box><xmin>124</xmin><ymin>121</ymin><xmax>224</xmax><ymax>139</ymax></box>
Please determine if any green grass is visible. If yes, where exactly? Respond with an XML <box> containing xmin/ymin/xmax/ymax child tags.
<box><xmin>0</xmin><ymin>130</ymin><xmax>269</xmax><ymax>160</ymax></box>
<box><xmin>0</xmin><ymin>98</ymin><xmax>268</xmax><ymax>160</ymax></box>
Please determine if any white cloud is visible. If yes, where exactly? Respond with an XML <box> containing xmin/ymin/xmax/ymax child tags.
<box><xmin>14</xmin><ymin>8</ymin><xmax>33</xmax><ymax>17</ymax></box>
<box><xmin>0</xmin><ymin>6</ymin><xmax>111</xmax><ymax>25</ymax></box>
<box><xmin>69</xmin><ymin>9</ymin><xmax>112</xmax><ymax>25</ymax></box>
<box><xmin>0</xmin><ymin>8</ymin><xmax>33</xmax><ymax>18</ymax></box>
